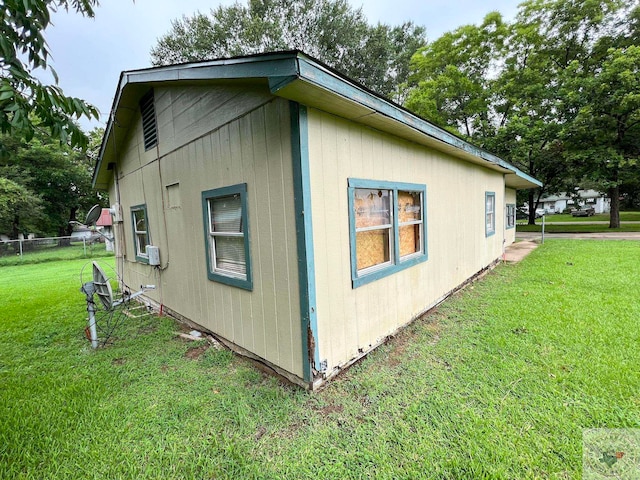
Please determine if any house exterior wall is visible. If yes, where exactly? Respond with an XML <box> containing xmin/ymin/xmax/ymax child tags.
<box><xmin>109</xmin><ymin>87</ymin><xmax>304</xmax><ymax>378</ymax></box>
<box><xmin>306</xmin><ymin>109</ymin><xmax>508</xmax><ymax>376</ymax></box>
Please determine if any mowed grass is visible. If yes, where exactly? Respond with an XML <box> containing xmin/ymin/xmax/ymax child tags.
<box><xmin>544</xmin><ymin>211</ymin><xmax>640</xmax><ymax>223</ymax></box>
<box><xmin>517</xmin><ymin>223</ymin><xmax>640</xmax><ymax>233</ymax></box>
<box><xmin>1</xmin><ymin>241</ymin><xmax>639</xmax><ymax>478</ymax></box>
<box><xmin>0</xmin><ymin>242</ymin><xmax>113</xmax><ymax>267</ymax></box>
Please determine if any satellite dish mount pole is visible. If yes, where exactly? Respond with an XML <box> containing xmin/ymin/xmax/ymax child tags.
<box><xmin>81</xmin><ymin>281</ymin><xmax>99</xmax><ymax>349</ymax></box>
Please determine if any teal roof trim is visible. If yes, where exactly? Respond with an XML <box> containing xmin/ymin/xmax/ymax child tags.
<box><xmin>94</xmin><ymin>51</ymin><xmax>542</xmax><ymax>190</ymax></box>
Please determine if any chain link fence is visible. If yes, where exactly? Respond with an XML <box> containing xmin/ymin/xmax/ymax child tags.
<box><xmin>0</xmin><ymin>235</ymin><xmax>114</xmax><ymax>266</ymax></box>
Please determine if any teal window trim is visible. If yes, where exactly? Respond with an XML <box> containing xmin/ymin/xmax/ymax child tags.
<box><xmin>348</xmin><ymin>178</ymin><xmax>427</xmax><ymax>289</ymax></box>
<box><xmin>130</xmin><ymin>204</ymin><xmax>150</xmax><ymax>264</ymax></box>
<box><xmin>485</xmin><ymin>192</ymin><xmax>496</xmax><ymax>237</ymax></box>
<box><xmin>506</xmin><ymin>203</ymin><xmax>516</xmax><ymax>229</ymax></box>
<box><xmin>201</xmin><ymin>183</ymin><xmax>253</xmax><ymax>291</ymax></box>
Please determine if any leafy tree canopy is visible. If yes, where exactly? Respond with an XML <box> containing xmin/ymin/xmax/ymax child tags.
<box><xmin>150</xmin><ymin>0</ymin><xmax>426</xmax><ymax>100</ymax></box>
<box><xmin>406</xmin><ymin>0</ymin><xmax>639</xmax><ymax>226</ymax></box>
<box><xmin>0</xmin><ymin>176</ymin><xmax>43</xmax><ymax>236</ymax></box>
<box><xmin>0</xmin><ymin>0</ymin><xmax>99</xmax><ymax>150</ymax></box>
<box><xmin>0</xmin><ymin>125</ymin><xmax>106</xmax><ymax>238</ymax></box>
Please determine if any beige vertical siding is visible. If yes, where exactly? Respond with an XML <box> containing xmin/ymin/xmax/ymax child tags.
<box><xmin>113</xmin><ymin>87</ymin><xmax>303</xmax><ymax>378</ymax></box>
<box><xmin>307</xmin><ymin>109</ymin><xmax>508</xmax><ymax>374</ymax></box>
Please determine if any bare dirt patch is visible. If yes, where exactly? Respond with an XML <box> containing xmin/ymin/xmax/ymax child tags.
<box><xmin>317</xmin><ymin>404</ymin><xmax>344</xmax><ymax>415</ymax></box>
<box><xmin>184</xmin><ymin>344</ymin><xmax>209</xmax><ymax>360</ymax></box>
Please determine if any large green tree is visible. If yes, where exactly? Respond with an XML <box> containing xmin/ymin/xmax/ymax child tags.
<box><xmin>150</xmin><ymin>0</ymin><xmax>426</xmax><ymax>100</ymax></box>
<box><xmin>0</xmin><ymin>176</ymin><xmax>43</xmax><ymax>238</ymax></box>
<box><xmin>0</xmin><ymin>127</ymin><xmax>106</xmax><ymax>239</ymax></box>
<box><xmin>564</xmin><ymin>46</ymin><xmax>640</xmax><ymax>227</ymax></box>
<box><xmin>0</xmin><ymin>0</ymin><xmax>99</xmax><ymax>150</ymax></box>
<box><xmin>405</xmin><ymin>0</ymin><xmax>638</xmax><ymax>226</ymax></box>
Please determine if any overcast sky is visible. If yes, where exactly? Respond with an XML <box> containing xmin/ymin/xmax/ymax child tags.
<box><xmin>41</xmin><ymin>0</ymin><xmax>521</xmax><ymax>130</ymax></box>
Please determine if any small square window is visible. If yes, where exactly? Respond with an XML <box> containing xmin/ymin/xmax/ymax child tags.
<box><xmin>131</xmin><ymin>205</ymin><xmax>150</xmax><ymax>263</ymax></box>
<box><xmin>202</xmin><ymin>184</ymin><xmax>252</xmax><ymax>290</ymax></box>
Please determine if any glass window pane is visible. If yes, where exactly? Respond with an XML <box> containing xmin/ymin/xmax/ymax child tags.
<box><xmin>213</xmin><ymin>236</ymin><xmax>246</xmax><ymax>275</ymax></box>
<box><xmin>400</xmin><ymin>224</ymin><xmax>421</xmax><ymax>257</ymax></box>
<box><xmin>134</xmin><ymin>210</ymin><xmax>146</xmax><ymax>232</ymax></box>
<box><xmin>136</xmin><ymin>234</ymin><xmax>148</xmax><ymax>254</ymax></box>
<box><xmin>211</xmin><ymin>195</ymin><xmax>242</xmax><ymax>233</ymax></box>
<box><xmin>354</xmin><ymin>188</ymin><xmax>391</xmax><ymax>229</ymax></box>
<box><xmin>356</xmin><ymin>228</ymin><xmax>390</xmax><ymax>270</ymax></box>
<box><xmin>398</xmin><ymin>191</ymin><xmax>421</xmax><ymax>222</ymax></box>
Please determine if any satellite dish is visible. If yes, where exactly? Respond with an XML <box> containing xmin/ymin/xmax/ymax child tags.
<box><xmin>92</xmin><ymin>261</ymin><xmax>113</xmax><ymax>311</ymax></box>
<box><xmin>85</xmin><ymin>204</ymin><xmax>102</xmax><ymax>226</ymax></box>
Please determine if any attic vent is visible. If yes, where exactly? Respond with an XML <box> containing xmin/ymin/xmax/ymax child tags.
<box><xmin>140</xmin><ymin>90</ymin><xmax>158</xmax><ymax>151</ymax></box>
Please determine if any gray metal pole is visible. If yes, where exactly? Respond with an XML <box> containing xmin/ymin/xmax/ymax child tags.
<box><xmin>81</xmin><ymin>282</ymin><xmax>99</xmax><ymax>348</ymax></box>
<box><xmin>83</xmin><ymin>237</ymin><xmax>87</xmax><ymax>256</ymax></box>
<box><xmin>19</xmin><ymin>239</ymin><xmax>23</xmax><ymax>258</ymax></box>
<box><xmin>541</xmin><ymin>214</ymin><xmax>545</xmax><ymax>244</ymax></box>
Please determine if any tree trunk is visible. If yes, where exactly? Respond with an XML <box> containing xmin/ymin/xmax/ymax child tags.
<box><xmin>528</xmin><ymin>190</ymin><xmax>536</xmax><ymax>225</ymax></box>
<box><xmin>11</xmin><ymin>214</ymin><xmax>19</xmax><ymax>240</ymax></box>
<box><xmin>608</xmin><ymin>185</ymin><xmax>620</xmax><ymax>228</ymax></box>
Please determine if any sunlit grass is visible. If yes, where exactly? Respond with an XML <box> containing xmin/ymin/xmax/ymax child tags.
<box><xmin>517</xmin><ymin>223</ymin><xmax>640</xmax><ymax>233</ymax></box>
<box><xmin>1</xmin><ymin>241</ymin><xmax>639</xmax><ymax>478</ymax></box>
<box><xmin>0</xmin><ymin>241</ymin><xmax>113</xmax><ymax>267</ymax></box>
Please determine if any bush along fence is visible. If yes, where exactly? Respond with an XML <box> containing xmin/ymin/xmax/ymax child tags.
<box><xmin>0</xmin><ymin>235</ymin><xmax>113</xmax><ymax>265</ymax></box>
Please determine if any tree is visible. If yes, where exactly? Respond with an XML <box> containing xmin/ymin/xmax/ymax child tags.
<box><xmin>0</xmin><ymin>176</ymin><xmax>43</xmax><ymax>238</ymax></box>
<box><xmin>405</xmin><ymin>12</ymin><xmax>507</xmax><ymax>138</ymax></box>
<box><xmin>405</xmin><ymin>0</ymin><xmax>636</xmax><ymax>226</ymax></box>
<box><xmin>564</xmin><ymin>46</ymin><xmax>640</xmax><ymax>227</ymax></box>
<box><xmin>150</xmin><ymin>0</ymin><xmax>426</xmax><ymax>100</ymax></box>
<box><xmin>0</xmin><ymin>0</ymin><xmax>99</xmax><ymax>150</ymax></box>
<box><xmin>0</xmin><ymin>126</ymin><xmax>106</xmax><ymax>238</ymax></box>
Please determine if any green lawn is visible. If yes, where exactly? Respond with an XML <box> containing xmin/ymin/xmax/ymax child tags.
<box><xmin>534</xmin><ymin>211</ymin><xmax>640</xmax><ymax>223</ymax></box>
<box><xmin>517</xmin><ymin>223</ymin><xmax>640</xmax><ymax>233</ymax></box>
<box><xmin>0</xmin><ymin>241</ymin><xmax>113</xmax><ymax>267</ymax></box>
<box><xmin>1</xmin><ymin>241</ymin><xmax>639</xmax><ymax>478</ymax></box>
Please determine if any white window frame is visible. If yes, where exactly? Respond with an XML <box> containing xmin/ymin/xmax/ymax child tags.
<box><xmin>131</xmin><ymin>205</ymin><xmax>150</xmax><ymax>263</ymax></box>
<box><xmin>486</xmin><ymin>192</ymin><xmax>496</xmax><ymax>237</ymax></box>
<box><xmin>506</xmin><ymin>203</ymin><xmax>516</xmax><ymax>229</ymax></box>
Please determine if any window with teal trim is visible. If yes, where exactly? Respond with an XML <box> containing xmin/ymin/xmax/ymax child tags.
<box><xmin>506</xmin><ymin>203</ymin><xmax>516</xmax><ymax>229</ymax></box>
<box><xmin>202</xmin><ymin>184</ymin><xmax>252</xmax><ymax>291</ymax></box>
<box><xmin>131</xmin><ymin>205</ymin><xmax>150</xmax><ymax>263</ymax></box>
<box><xmin>485</xmin><ymin>192</ymin><xmax>496</xmax><ymax>237</ymax></box>
<box><xmin>348</xmin><ymin>179</ymin><xmax>427</xmax><ymax>288</ymax></box>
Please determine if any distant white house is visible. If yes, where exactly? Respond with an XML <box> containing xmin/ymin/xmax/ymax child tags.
<box><xmin>537</xmin><ymin>190</ymin><xmax>610</xmax><ymax>214</ymax></box>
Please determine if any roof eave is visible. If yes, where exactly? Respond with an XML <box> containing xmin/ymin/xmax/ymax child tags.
<box><xmin>94</xmin><ymin>51</ymin><xmax>542</xmax><ymax>191</ymax></box>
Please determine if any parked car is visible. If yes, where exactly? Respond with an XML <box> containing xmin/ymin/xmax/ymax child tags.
<box><xmin>571</xmin><ymin>207</ymin><xmax>595</xmax><ymax>217</ymax></box>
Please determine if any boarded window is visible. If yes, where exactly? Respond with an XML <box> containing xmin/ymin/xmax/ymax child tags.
<box><xmin>398</xmin><ymin>191</ymin><xmax>423</xmax><ymax>258</ymax></box>
<box><xmin>354</xmin><ymin>188</ymin><xmax>392</xmax><ymax>271</ymax></box>
<box><xmin>349</xmin><ymin>179</ymin><xmax>427</xmax><ymax>287</ymax></box>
